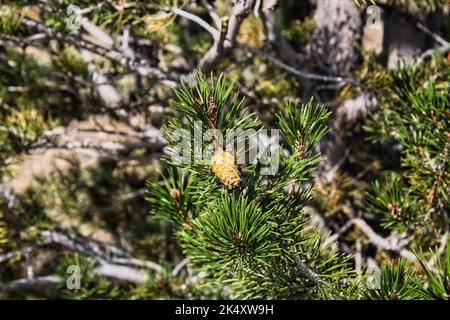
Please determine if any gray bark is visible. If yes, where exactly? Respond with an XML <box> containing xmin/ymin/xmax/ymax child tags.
<box><xmin>383</xmin><ymin>10</ymin><xmax>426</xmax><ymax>69</ymax></box>
<box><xmin>309</xmin><ymin>0</ymin><xmax>365</xmax><ymax>176</ymax></box>
<box><xmin>309</xmin><ymin>0</ymin><xmax>363</xmax><ymax>75</ymax></box>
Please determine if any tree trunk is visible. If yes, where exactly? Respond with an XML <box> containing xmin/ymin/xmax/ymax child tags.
<box><xmin>309</xmin><ymin>0</ymin><xmax>363</xmax><ymax>75</ymax></box>
<box><xmin>309</xmin><ymin>0</ymin><xmax>364</xmax><ymax>176</ymax></box>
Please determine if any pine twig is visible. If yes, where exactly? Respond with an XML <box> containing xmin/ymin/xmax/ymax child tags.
<box><xmin>288</xmin><ymin>253</ymin><xmax>322</xmax><ymax>286</ymax></box>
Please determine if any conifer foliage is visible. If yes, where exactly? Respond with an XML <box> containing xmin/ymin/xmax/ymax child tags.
<box><xmin>0</xmin><ymin>0</ymin><xmax>448</xmax><ymax>301</ymax></box>
<box><xmin>366</xmin><ymin>59</ymin><xmax>450</xmax><ymax>250</ymax></box>
<box><xmin>146</xmin><ymin>71</ymin><xmax>353</xmax><ymax>299</ymax></box>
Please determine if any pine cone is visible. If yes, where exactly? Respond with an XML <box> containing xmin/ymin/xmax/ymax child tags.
<box><xmin>211</xmin><ymin>149</ymin><xmax>240</xmax><ymax>189</ymax></box>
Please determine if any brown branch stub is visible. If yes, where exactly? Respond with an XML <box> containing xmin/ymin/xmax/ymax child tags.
<box><xmin>170</xmin><ymin>188</ymin><xmax>192</xmax><ymax>227</ymax></box>
<box><xmin>207</xmin><ymin>95</ymin><xmax>218</xmax><ymax>129</ymax></box>
<box><xmin>352</xmin><ymin>218</ymin><xmax>418</xmax><ymax>264</ymax></box>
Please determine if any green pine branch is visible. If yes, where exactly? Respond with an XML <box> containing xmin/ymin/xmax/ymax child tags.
<box><xmin>146</xmin><ymin>70</ymin><xmax>355</xmax><ymax>299</ymax></box>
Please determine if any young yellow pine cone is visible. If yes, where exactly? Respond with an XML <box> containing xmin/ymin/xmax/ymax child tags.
<box><xmin>211</xmin><ymin>149</ymin><xmax>240</xmax><ymax>189</ymax></box>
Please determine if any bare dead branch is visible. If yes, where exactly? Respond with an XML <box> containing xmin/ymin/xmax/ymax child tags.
<box><xmin>170</xmin><ymin>6</ymin><xmax>219</xmax><ymax>38</ymax></box>
<box><xmin>0</xmin><ymin>276</ymin><xmax>60</xmax><ymax>293</ymax></box>
<box><xmin>288</xmin><ymin>253</ymin><xmax>322</xmax><ymax>286</ymax></box>
<box><xmin>416</xmin><ymin>21</ymin><xmax>450</xmax><ymax>48</ymax></box>
<box><xmin>19</xmin><ymin>16</ymin><xmax>179</xmax><ymax>86</ymax></box>
<box><xmin>198</xmin><ymin>0</ymin><xmax>256</xmax><ymax>72</ymax></box>
<box><xmin>352</xmin><ymin>218</ymin><xmax>418</xmax><ymax>263</ymax></box>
